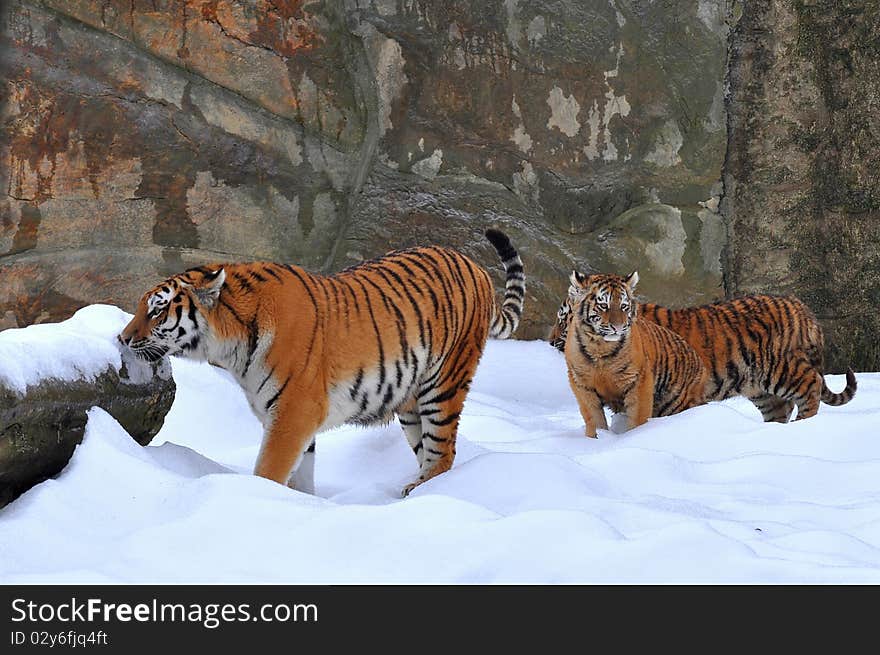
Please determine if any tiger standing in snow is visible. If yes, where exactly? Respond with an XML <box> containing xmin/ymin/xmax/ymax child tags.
<box><xmin>118</xmin><ymin>230</ymin><xmax>524</xmax><ymax>496</ymax></box>
<box><xmin>564</xmin><ymin>271</ymin><xmax>710</xmax><ymax>437</ymax></box>
<box><xmin>552</xmin><ymin>272</ymin><xmax>856</xmax><ymax>423</ymax></box>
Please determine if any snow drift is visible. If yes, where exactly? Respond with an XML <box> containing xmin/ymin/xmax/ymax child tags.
<box><xmin>1</xmin><ymin>309</ymin><xmax>879</xmax><ymax>583</ymax></box>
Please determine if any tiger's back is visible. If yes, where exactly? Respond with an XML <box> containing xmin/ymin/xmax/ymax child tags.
<box><xmin>639</xmin><ymin>296</ymin><xmax>815</xmax><ymax>400</ymax></box>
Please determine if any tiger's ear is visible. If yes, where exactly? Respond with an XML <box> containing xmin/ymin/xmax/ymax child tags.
<box><xmin>568</xmin><ymin>270</ymin><xmax>589</xmax><ymax>300</ymax></box>
<box><xmin>625</xmin><ymin>271</ymin><xmax>639</xmax><ymax>290</ymax></box>
<box><xmin>569</xmin><ymin>270</ymin><xmax>588</xmax><ymax>287</ymax></box>
<box><xmin>193</xmin><ymin>268</ymin><xmax>226</xmax><ymax>309</ymax></box>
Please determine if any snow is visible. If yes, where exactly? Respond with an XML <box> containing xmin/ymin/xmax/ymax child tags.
<box><xmin>2</xmin><ymin>310</ymin><xmax>880</xmax><ymax>583</ymax></box>
<box><xmin>0</xmin><ymin>305</ymin><xmax>130</xmax><ymax>394</ymax></box>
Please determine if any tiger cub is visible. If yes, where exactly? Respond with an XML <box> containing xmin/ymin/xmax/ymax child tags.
<box><xmin>565</xmin><ymin>271</ymin><xmax>709</xmax><ymax>437</ymax></box>
<box><xmin>552</xmin><ymin>272</ymin><xmax>857</xmax><ymax>423</ymax></box>
<box><xmin>119</xmin><ymin>229</ymin><xmax>524</xmax><ymax>497</ymax></box>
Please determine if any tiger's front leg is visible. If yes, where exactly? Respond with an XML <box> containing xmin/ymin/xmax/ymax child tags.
<box><xmin>254</xmin><ymin>389</ymin><xmax>327</xmax><ymax>491</ymax></box>
<box><xmin>286</xmin><ymin>440</ymin><xmax>316</xmax><ymax>494</ymax></box>
<box><xmin>624</xmin><ymin>372</ymin><xmax>654</xmax><ymax>431</ymax></box>
<box><xmin>568</xmin><ymin>370</ymin><xmax>607</xmax><ymax>438</ymax></box>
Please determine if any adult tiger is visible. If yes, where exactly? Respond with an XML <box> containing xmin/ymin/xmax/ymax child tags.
<box><xmin>119</xmin><ymin>230</ymin><xmax>524</xmax><ymax>496</ymax></box>
<box><xmin>550</xmin><ymin>271</ymin><xmax>856</xmax><ymax>423</ymax></box>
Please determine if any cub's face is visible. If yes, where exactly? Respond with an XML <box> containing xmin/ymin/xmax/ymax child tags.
<box><xmin>548</xmin><ymin>300</ymin><xmax>572</xmax><ymax>351</ymax></box>
<box><xmin>118</xmin><ymin>268</ymin><xmax>225</xmax><ymax>362</ymax></box>
<box><xmin>570</xmin><ymin>270</ymin><xmax>639</xmax><ymax>342</ymax></box>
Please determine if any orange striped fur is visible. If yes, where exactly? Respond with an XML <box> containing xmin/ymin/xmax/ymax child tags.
<box><xmin>551</xmin><ymin>273</ymin><xmax>856</xmax><ymax>423</ymax></box>
<box><xmin>119</xmin><ymin>230</ymin><xmax>524</xmax><ymax>496</ymax></box>
<box><xmin>565</xmin><ymin>271</ymin><xmax>709</xmax><ymax>437</ymax></box>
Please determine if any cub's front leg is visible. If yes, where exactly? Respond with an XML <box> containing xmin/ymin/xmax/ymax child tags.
<box><xmin>624</xmin><ymin>371</ymin><xmax>654</xmax><ymax>431</ymax></box>
<box><xmin>568</xmin><ymin>370</ymin><xmax>608</xmax><ymax>438</ymax></box>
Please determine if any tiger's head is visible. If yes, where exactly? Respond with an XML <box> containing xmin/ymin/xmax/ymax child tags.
<box><xmin>118</xmin><ymin>267</ymin><xmax>226</xmax><ymax>362</ymax></box>
<box><xmin>569</xmin><ymin>270</ymin><xmax>639</xmax><ymax>343</ymax></box>
<box><xmin>548</xmin><ymin>269</ymin><xmax>595</xmax><ymax>351</ymax></box>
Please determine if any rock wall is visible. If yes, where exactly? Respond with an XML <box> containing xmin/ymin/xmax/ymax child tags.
<box><xmin>1</xmin><ymin>0</ymin><xmax>731</xmax><ymax>340</ymax></box>
<box><xmin>0</xmin><ymin>347</ymin><xmax>175</xmax><ymax>507</ymax></box>
<box><xmin>4</xmin><ymin>1</ymin><xmax>876</xmax><ymax>369</ymax></box>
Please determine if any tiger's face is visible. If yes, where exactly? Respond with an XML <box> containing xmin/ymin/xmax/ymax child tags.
<box><xmin>571</xmin><ymin>270</ymin><xmax>639</xmax><ymax>342</ymax></box>
<box><xmin>548</xmin><ymin>271</ymin><xmax>594</xmax><ymax>350</ymax></box>
<box><xmin>548</xmin><ymin>301</ymin><xmax>572</xmax><ymax>350</ymax></box>
<box><xmin>118</xmin><ymin>268</ymin><xmax>225</xmax><ymax>362</ymax></box>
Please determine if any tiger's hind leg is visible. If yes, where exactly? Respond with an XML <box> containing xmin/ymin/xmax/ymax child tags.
<box><xmin>401</xmin><ymin>352</ymin><xmax>480</xmax><ymax>497</ymax></box>
<box><xmin>749</xmin><ymin>393</ymin><xmax>795</xmax><ymax>423</ymax></box>
<box><xmin>792</xmin><ymin>369</ymin><xmax>822</xmax><ymax>420</ymax></box>
<box><xmin>772</xmin><ymin>357</ymin><xmax>822</xmax><ymax>421</ymax></box>
<box><xmin>397</xmin><ymin>397</ymin><xmax>425</xmax><ymax>467</ymax></box>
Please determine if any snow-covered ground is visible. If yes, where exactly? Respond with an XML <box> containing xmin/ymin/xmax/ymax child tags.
<box><xmin>2</xmin><ymin>305</ymin><xmax>880</xmax><ymax>583</ymax></box>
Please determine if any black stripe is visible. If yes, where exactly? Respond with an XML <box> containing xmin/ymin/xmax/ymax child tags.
<box><xmin>219</xmin><ymin>297</ymin><xmax>247</xmax><ymax>327</ymax></box>
<box><xmin>283</xmin><ymin>266</ymin><xmax>321</xmax><ymax>373</ymax></box>
<box><xmin>265</xmin><ymin>376</ymin><xmax>290</xmax><ymax>412</ymax></box>
<box><xmin>232</xmin><ymin>272</ymin><xmax>253</xmax><ymax>293</ymax></box>
<box><xmin>350</xmin><ymin>369</ymin><xmax>364</xmax><ymax>400</ymax></box>
<box><xmin>351</xmin><ymin>277</ymin><xmax>386</xmax><ymax>392</ymax></box>
<box><xmin>576</xmin><ymin>330</ymin><xmax>594</xmax><ymax>363</ymax></box>
<box><xmin>428</xmin><ymin>412</ymin><xmax>460</xmax><ymax>427</ymax></box>
<box><xmin>263</xmin><ymin>265</ymin><xmax>284</xmax><ymax>283</ymax></box>
<box><xmin>505</xmin><ymin>263</ymin><xmax>524</xmax><ymax>277</ymax></box>
<box><xmin>168</xmin><ymin>304</ymin><xmax>184</xmax><ymax>332</ymax></box>
<box><xmin>185</xmin><ymin>298</ymin><xmax>198</xmax><ymax>328</ymax></box>
<box><xmin>375</xmin><ymin>261</ymin><xmax>428</xmax><ymax>352</ymax></box>
<box><xmin>359</xmin><ymin>273</ymin><xmax>409</xmax><ymax>368</ymax></box>
<box><xmin>257</xmin><ymin>366</ymin><xmax>276</xmax><ymax>393</ymax></box>
<box><xmin>243</xmin><ymin>317</ymin><xmax>259</xmax><ymax>375</ymax></box>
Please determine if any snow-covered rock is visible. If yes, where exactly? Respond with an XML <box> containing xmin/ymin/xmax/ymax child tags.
<box><xmin>0</xmin><ymin>306</ymin><xmax>175</xmax><ymax>506</ymax></box>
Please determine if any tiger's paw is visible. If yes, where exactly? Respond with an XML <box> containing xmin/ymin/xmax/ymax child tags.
<box><xmin>401</xmin><ymin>478</ymin><xmax>425</xmax><ymax>497</ymax></box>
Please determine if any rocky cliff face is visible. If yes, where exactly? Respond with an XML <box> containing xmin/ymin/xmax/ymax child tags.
<box><xmin>722</xmin><ymin>0</ymin><xmax>880</xmax><ymax>372</ymax></box>
<box><xmin>2</xmin><ymin>1</ymin><xmax>875</xmax><ymax>370</ymax></box>
<box><xmin>0</xmin><ymin>0</ymin><xmax>729</xmax><ymax>341</ymax></box>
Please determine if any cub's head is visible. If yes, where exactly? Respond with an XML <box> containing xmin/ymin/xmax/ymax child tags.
<box><xmin>569</xmin><ymin>270</ymin><xmax>639</xmax><ymax>342</ymax></box>
<box><xmin>548</xmin><ymin>299</ymin><xmax>573</xmax><ymax>352</ymax></box>
<box><xmin>118</xmin><ymin>267</ymin><xmax>226</xmax><ymax>362</ymax></box>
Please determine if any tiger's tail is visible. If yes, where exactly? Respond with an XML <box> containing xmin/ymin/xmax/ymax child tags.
<box><xmin>485</xmin><ymin>229</ymin><xmax>525</xmax><ymax>339</ymax></box>
<box><xmin>821</xmin><ymin>368</ymin><xmax>857</xmax><ymax>406</ymax></box>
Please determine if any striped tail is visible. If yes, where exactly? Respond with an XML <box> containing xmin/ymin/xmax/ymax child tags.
<box><xmin>485</xmin><ymin>229</ymin><xmax>524</xmax><ymax>339</ymax></box>
<box><xmin>821</xmin><ymin>367</ymin><xmax>857</xmax><ymax>406</ymax></box>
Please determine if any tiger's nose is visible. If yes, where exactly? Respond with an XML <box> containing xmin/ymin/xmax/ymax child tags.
<box><xmin>118</xmin><ymin>334</ymin><xmax>131</xmax><ymax>346</ymax></box>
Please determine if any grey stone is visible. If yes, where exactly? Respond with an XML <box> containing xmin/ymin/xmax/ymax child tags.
<box><xmin>0</xmin><ymin>345</ymin><xmax>175</xmax><ymax>508</ymax></box>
